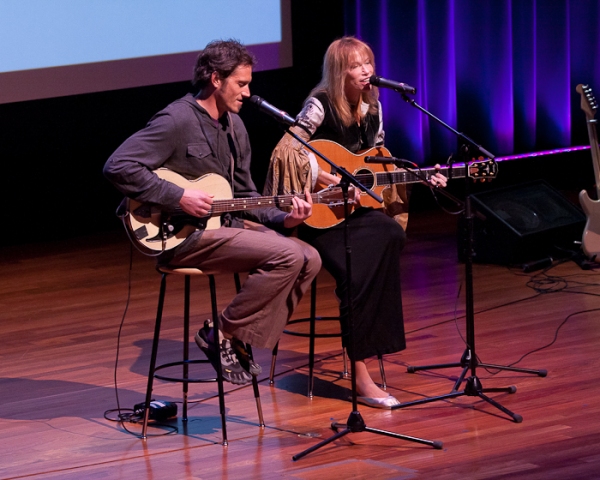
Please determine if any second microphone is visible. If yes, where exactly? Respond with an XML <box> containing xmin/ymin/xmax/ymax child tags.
<box><xmin>369</xmin><ymin>75</ymin><xmax>416</xmax><ymax>95</ymax></box>
<box><xmin>247</xmin><ymin>95</ymin><xmax>296</xmax><ymax>126</ymax></box>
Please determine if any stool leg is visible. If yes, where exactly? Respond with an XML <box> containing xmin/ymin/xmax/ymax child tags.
<box><xmin>307</xmin><ymin>278</ymin><xmax>317</xmax><ymax>398</ymax></box>
<box><xmin>233</xmin><ymin>272</ymin><xmax>242</xmax><ymax>292</ymax></box>
<box><xmin>232</xmin><ymin>273</ymin><xmax>264</xmax><ymax>426</ymax></box>
<box><xmin>378</xmin><ymin>354</ymin><xmax>387</xmax><ymax>390</ymax></box>
<box><xmin>269</xmin><ymin>342</ymin><xmax>278</xmax><ymax>386</ymax></box>
<box><xmin>141</xmin><ymin>273</ymin><xmax>168</xmax><ymax>439</ymax></box>
<box><xmin>246</xmin><ymin>344</ymin><xmax>265</xmax><ymax>427</ymax></box>
<box><xmin>342</xmin><ymin>348</ymin><xmax>349</xmax><ymax>378</ymax></box>
<box><xmin>209</xmin><ymin>274</ymin><xmax>228</xmax><ymax>446</ymax></box>
<box><xmin>182</xmin><ymin>275</ymin><xmax>191</xmax><ymax>421</ymax></box>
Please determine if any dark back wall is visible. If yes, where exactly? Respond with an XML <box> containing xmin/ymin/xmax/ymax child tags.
<box><xmin>0</xmin><ymin>1</ymin><xmax>596</xmax><ymax>247</ymax></box>
<box><xmin>0</xmin><ymin>2</ymin><xmax>344</xmax><ymax>246</ymax></box>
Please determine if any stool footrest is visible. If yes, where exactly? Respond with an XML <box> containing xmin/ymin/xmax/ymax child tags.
<box><xmin>284</xmin><ymin>316</ymin><xmax>341</xmax><ymax>338</ymax></box>
<box><xmin>154</xmin><ymin>359</ymin><xmax>218</xmax><ymax>383</ymax></box>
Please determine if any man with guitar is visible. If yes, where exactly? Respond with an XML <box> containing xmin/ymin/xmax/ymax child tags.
<box><xmin>264</xmin><ymin>37</ymin><xmax>447</xmax><ymax>408</ymax></box>
<box><xmin>104</xmin><ymin>40</ymin><xmax>321</xmax><ymax>385</ymax></box>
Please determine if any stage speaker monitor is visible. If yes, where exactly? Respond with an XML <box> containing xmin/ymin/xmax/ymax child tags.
<box><xmin>458</xmin><ymin>180</ymin><xmax>585</xmax><ymax>266</ymax></box>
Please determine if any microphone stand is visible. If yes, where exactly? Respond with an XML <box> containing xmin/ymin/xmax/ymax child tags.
<box><xmin>280</xmin><ymin>127</ymin><xmax>443</xmax><ymax>461</ymax></box>
<box><xmin>387</xmin><ymin>93</ymin><xmax>546</xmax><ymax>422</ymax></box>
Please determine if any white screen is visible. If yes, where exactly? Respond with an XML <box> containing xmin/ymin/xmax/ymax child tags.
<box><xmin>0</xmin><ymin>0</ymin><xmax>291</xmax><ymax>104</ymax></box>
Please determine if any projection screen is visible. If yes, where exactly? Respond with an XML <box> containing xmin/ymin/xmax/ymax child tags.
<box><xmin>0</xmin><ymin>0</ymin><xmax>291</xmax><ymax>104</ymax></box>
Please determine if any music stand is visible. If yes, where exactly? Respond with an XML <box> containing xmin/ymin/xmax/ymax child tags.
<box><xmin>281</xmin><ymin>127</ymin><xmax>443</xmax><ymax>461</ymax></box>
<box><xmin>388</xmin><ymin>94</ymin><xmax>546</xmax><ymax>422</ymax></box>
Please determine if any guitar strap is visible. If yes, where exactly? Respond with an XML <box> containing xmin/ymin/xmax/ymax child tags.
<box><xmin>190</xmin><ymin>99</ymin><xmax>233</xmax><ymax>184</ymax></box>
<box><xmin>227</xmin><ymin>112</ymin><xmax>236</xmax><ymax>195</ymax></box>
<box><xmin>218</xmin><ymin>112</ymin><xmax>237</xmax><ymax>230</ymax></box>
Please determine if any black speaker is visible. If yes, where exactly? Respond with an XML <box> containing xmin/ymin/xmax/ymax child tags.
<box><xmin>458</xmin><ymin>180</ymin><xmax>586</xmax><ymax>265</ymax></box>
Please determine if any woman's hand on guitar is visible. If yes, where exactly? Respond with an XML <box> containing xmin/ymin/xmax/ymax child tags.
<box><xmin>318</xmin><ymin>170</ymin><xmax>361</xmax><ymax>205</ymax></box>
<box><xmin>284</xmin><ymin>188</ymin><xmax>313</xmax><ymax>228</ymax></box>
<box><xmin>349</xmin><ymin>185</ymin><xmax>362</xmax><ymax>205</ymax></box>
<box><xmin>179</xmin><ymin>188</ymin><xmax>214</xmax><ymax>217</ymax></box>
<box><xmin>429</xmin><ymin>165</ymin><xmax>447</xmax><ymax>188</ymax></box>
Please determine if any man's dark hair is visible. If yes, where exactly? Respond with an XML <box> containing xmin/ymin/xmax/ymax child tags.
<box><xmin>193</xmin><ymin>39</ymin><xmax>256</xmax><ymax>89</ymax></box>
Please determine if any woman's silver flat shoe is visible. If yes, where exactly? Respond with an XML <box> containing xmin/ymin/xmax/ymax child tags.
<box><xmin>355</xmin><ymin>395</ymin><xmax>401</xmax><ymax>409</ymax></box>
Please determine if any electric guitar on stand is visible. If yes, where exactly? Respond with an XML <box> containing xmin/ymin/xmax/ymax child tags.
<box><xmin>577</xmin><ymin>84</ymin><xmax>600</xmax><ymax>261</ymax></box>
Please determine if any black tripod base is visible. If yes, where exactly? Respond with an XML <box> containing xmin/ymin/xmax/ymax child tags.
<box><xmin>407</xmin><ymin>349</ymin><xmax>546</xmax><ymax>392</ymax></box>
<box><xmin>478</xmin><ymin>362</ymin><xmax>547</xmax><ymax>377</ymax></box>
<box><xmin>393</xmin><ymin>376</ymin><xmax>523</xmax><ymax>423</ymax></box>
<box><xmin>407</xmin><ymin>348</ymin><xmax>547</xmax><ymax>378</ymax></box>
<box><xmin>407</xmin><ymin>361</ymin><xmax>547</xmax><ymax>377</ymax></box>
<box><xmin>292</xmin><ymin>410</ymin><xmax>443</xmax><ymax>461</ymax></box>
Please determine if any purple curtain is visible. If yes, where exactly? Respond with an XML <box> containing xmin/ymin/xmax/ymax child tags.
<box><xmin>346</xmin><ymin>0</ymin><xmax>600</xmax><ymax>164</ymax></box>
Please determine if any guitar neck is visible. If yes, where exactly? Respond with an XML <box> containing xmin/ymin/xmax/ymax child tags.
<box><xmin>585</xmin><ymin>119</ymin><xmax>600</xmax><ymax>199</ymax></box>
<box><xmin>209</xmin><ymin>192</ymin><xmax>324</xmax><ymax>216</ymax></box>
<box><xmin>371</xmin><ymin>164</ymin><xmax>468</xmax><ymax>187</ymax></box>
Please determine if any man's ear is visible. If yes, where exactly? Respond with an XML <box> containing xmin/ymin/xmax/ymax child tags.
<box><xmin>211</xmin><ymin>71</ymin><xmax>222</xmax><ymax>88</ymax></box>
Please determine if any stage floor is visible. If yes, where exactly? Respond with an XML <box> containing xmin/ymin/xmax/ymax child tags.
<box><xmin>1</xmin><ymin>208</ymin><xmax>599</xmax><ymax>479</ymax></box>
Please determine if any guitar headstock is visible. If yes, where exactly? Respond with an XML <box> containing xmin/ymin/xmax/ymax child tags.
<box><xmin>576</xmin><ymin>84</ymin><xmax>598</xmax><ymax>120</ymax></box>
<box><xmin>468</xmin><ymin>157</ymin><xmax>498</xmax><ymax>182</ymax></box>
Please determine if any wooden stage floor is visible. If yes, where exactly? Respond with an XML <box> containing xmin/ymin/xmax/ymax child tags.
<box><xmin>1</xmin><ymin>209</ymin><xmax>599</xmax><ymax>479</ymax></box>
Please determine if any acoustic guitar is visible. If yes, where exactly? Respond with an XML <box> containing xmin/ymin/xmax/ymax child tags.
<box><xmin>305</xmin><ymin>139</ymin><xmax>497</xmax><ymax>229</ymax></box>
<box><xmin>577</xmin><ymin>84</ymin><xmax>600</xmax><ymax>261</ymax></box>
<box><xmin>123</xmin><ymin>168</ymin><xmax>345</xmax><ymax>254</ymax></box>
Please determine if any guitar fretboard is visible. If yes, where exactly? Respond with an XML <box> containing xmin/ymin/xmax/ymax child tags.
<box><xmin>209</xmin><ymin>192</ymin><xmax>336</xmax><ymax>215</ymax></box>
<box><xmin>367</xmin><ymin>165</ymin><xmax>468</xmax><ymax>187</ymax></box>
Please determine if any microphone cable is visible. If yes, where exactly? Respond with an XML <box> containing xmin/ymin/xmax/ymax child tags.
<box><xmin>403</xmin><ymin>256</ymin><xmax>599</xmax><ymax>375</ymax></box>
<box><xmin>103</xmin><ymin>240</ymin><xmax>177</xmax><ymax>437</ymax></box>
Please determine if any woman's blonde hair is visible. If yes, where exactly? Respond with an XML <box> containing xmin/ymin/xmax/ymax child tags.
<box><xmin>309</xmin><ymin>36</ymin><xmax>379</xmax><ymax>126</ymax></box>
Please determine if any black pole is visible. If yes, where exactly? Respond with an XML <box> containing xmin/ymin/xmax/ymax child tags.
<box><xmin>397</xmin><ymin>91</ymin><xmax>547</xmax><ymax>393</ymax></box>
<box><xmin>388</xmin><ymin>105</ymin><xmax>543</xmax><ymax>419</ymax></box>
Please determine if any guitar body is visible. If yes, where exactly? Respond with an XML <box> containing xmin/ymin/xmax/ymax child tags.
<box><xmin>123</xmin><ymin>168</ymin><xmax>346</xmax><ymax>254</ymax></box>
<box><xmin>125</xmin><ymin>169</ymin><xmax>233</xmax><ymax>254</ymax></box>
<box><xmin>306</xmin><ymin>139</ymin><xmax>393</xmax><ymax>229</ymax></box>
<box><xmin>303</xmin><ymin>140</ymin><xmax>496</xmax><ymax>229</ymax></box>
<box><xmin>579</xmin><ymin>190</ymin><xmax>600</xmax><ymax>261</ymax></box>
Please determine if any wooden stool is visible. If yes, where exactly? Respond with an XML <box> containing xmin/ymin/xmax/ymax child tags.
<box><xmin>141</xmin><ymin>266</ymin><xmax>264</xmax><ymax>444</ymax></box>
<box><xmin>269</xmin><ymin>276</ymin><xmax>386</xmax><ymax>398</ymax></box>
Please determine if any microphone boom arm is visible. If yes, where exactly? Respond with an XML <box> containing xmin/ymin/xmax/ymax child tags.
<box><xmin>400</xmin><ymin>94</ymin><xmax>495</xmax><ymax>160</ymax></box>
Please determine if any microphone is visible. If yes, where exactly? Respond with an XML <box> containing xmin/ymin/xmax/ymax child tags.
<box><xmin>364</xmin><ymin>156</ymin><xmax>415</xmax><ymax>166</ymax></box>
<box><xmin>369</xmin><ymin>75</ymin><xmax>416</xmax><ymax>95</ymax></box>
<box><xmin>248</xmin><ymin>95</ymin><xmax>295</xmax><ymax>126</ymax></box>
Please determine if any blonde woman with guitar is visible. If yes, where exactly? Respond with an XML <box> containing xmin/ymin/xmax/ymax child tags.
<box><xmin>264</xmin><ymin>37</ymin><xmax>446</xmax><ymax>408</ymax></box>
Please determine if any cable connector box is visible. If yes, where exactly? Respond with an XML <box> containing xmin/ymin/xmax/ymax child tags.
<box><xmin>133</xmin><ymin>400</ymin><xmax>177</xmax><ymax>421</ymax></box>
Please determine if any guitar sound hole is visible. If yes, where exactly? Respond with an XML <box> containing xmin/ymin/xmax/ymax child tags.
<box><xmin>354</xmin><ymin>169</ymin><xmax>375</xmax><ymax>189</ymax></box>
